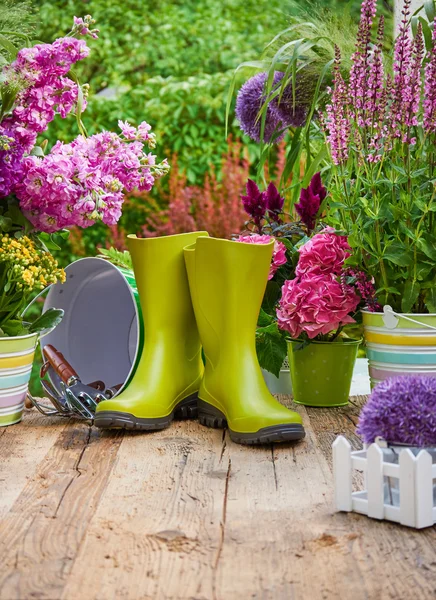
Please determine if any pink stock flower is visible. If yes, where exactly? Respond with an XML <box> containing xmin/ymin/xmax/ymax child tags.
<box><xmin>15</xmin><ymin>123</ymin><xmax>169</xmax><ymax>232</ymax></box>
<box><xmin>277</xmin><ymin>273</ymin><xmax>360</xmax><ymax>339</ymax></box>
<box><xmin>236</xmin><ymin>234</ymin><xmax>287</xmax><ymax>280</ymax></box>
<box><xmin>296</xmin><ymin>230</ymin><xmax>351</xmax><ymax>277</ymax></box>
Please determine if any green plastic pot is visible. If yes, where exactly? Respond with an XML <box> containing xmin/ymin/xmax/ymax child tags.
<box><xmin>287</xmin><ymin>339</ymin><xmax>361</xmax><ymax>407</ymax></box>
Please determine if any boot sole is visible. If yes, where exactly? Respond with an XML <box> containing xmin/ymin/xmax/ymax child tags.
<box><xmin>93</xmin><ymin>393</ymin><xmax>198</xmax><ymax>431</ymax></box>
<box><xmin>197</xmin><ymin>400</ymin><xmax>305</xmax><ymax>445</ymax></box>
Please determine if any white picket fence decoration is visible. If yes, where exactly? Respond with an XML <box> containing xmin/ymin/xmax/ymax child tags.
<box><xmin>333</xmin><ymin>436</ymin><xmax>436</xmax><ymax>529</ymax></box>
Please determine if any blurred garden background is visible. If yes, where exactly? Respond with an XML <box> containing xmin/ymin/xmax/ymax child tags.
<box><xmin>7</xmin><ymin>0</ymin><xmax>394</xmax><ymax>264</ymax></box>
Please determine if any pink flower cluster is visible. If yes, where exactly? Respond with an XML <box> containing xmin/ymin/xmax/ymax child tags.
<box><xmin>277</xmin><ymin>230</ymin><xmax>359</xmax><ymax>339</ymax></box>
<box><xmin>324</xmin><ymin>0</ymin><xmax>436</xmax><ymax>165</ymax></box>
<box><xmin>0</xmin><ymin>33</ymin><xmax>91</xmax><ymax>197</ymax></box>
<box><xmin>236</xmin><ymin>234</ymin><xmax>287</xmax><ymax>280</ymax></box>
<box><xmin>15</xmin><ymin>123</ymin><xmax>169</xmax><ymax>232</ymax></box>
<box><xmin>296</xmin><ymin>228</ymin><xmax>351</xmax><ymax>277</ymax></box>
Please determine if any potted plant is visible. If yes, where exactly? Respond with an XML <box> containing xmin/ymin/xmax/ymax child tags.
<box><xmin>334</xmin><ymin>375</ymin><xmax>436</xmax><ymax>528</ymax></box>
<box><xmin>323</xmin><ymin>0</ymin><xmax>436</xmax><ymax>385</ymax></box>
<box><xmin>276</xmin><ymin>229</ymin><xmax>378</xmax><ymax>407</ymax></box>
<box><xmin>235</xmin><ymin>173</ymin><xmax>330</xmax><ymax>389</ymax></box>
<box><xmin>0</xmin><ymin>15</ymin><xmax>169</xmax><ymax>425</ymax></box>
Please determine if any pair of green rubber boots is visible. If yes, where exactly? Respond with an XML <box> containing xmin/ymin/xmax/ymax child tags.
<box><xmin>94</xmin><ymin>232</ymin><xmax>305</xmax><ymax>445</ymax></box>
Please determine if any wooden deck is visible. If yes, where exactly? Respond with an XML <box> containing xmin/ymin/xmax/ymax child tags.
<box><xmin>0</xmin><ymin>395</ymin><xmax>435</xmax><ymax>600</ymax></box>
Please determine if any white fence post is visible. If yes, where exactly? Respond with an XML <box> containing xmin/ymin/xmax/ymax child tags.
<box><xmin>333</xmin><ymin>436</ymin><xmax>352</xmax><ymax>511</ymax></box>
<box><xmin>367</xmin><ymin>444</ymin><xmax>384</xmax><ymax>519</ymax></box>
<box><xmin>399</xmin><ymin>449</ymin><xmax>416</xmax><ymax>527</ymax></box>
<box><xmin>415</xmin><ymin>450</ymin><xmax>434</xmax><ymax>529</ymax></box>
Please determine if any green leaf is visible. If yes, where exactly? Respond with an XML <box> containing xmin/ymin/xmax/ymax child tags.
<box><xmin>258</xmin><ymin>307</ymin><xmax>274</xmax><ymax>327</ymax></box>
<box><xmin>402</xmin><ymin>281</ymin><xmax>421</xmax><ymax>313</ymax></box>
<box><xmin>0</xmin><ymin>34</ymin><xmax>18</xmax><ymax>59</ymax></box>
<box><xmin>98</xmin><ymin>247</ymin><xmax>133</xmax><ymax>270</ymax></box>
<box><xmin>416</xmin><ymin>238</ymin><xmax>436</xmax><ymax>261</ymax></box>
<box><xmin>424</xmin><ymin>0</ymin><xmax>435</xmax><ymax>22</ymax></box>
<box><xmin>1</xmin><ymin>320</ymin><xmax>28</xmax><ymax>337</ymax></box>
<box><xmin>30</xmin><ymin>145</ymin><xmax>45</xmax><ymax>157</ymax></box>
<box><xmin>5</xmin><ymin>204</ymin><xmax>27</xmax><ymax>227</ymax></box>
<box><xmin>0</xmin><ymin>216</ymin><xmax>12</xmax><ymax>232</ymax></box>
<box><xmin>29</xmin><ymin>308</ymin><xmax>64</xmax><ymax>334</ymax></box>
<box><xmin>425</xmin><ymin>287</ymin><xmax>436</xmax><ymax>313</ymax></box>
<box><xmin>261</xmin><ymin>280</ymin><xmax>281</xmax><ymax>314</ymax></box>
<box><xmin>383</xmin><ymin>246</ymin><xmax>413</xmax><ymax>267</ymax></box>
<box><xmin>38</xmin><ymin>232</ymin><xmax>61</xmax><ymax>251</ymax></box>
<box><xmin>256</xmin><ymin>325</ymin><xmax>287</xmax><ymax>378</ymax></box>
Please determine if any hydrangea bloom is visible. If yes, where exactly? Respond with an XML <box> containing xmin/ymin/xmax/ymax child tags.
<box><xmin>15</xmin><ymin>123</ymin><xmax>169</xmax><ymax>232</ymax></box>
<box><xmin>236</xmin><ymin>234</ymin><xmax>287</xmax><ymax>280</ymax></box>
<box><xmin>277</xmin><ymin>273</ymin><xmax>360</xmax><ymax>339</ymax></box>
<box><xmin>357</xmin><ymin>376</ymin><xmax>436</xmax><ymax>447</ymax></box>
<box><xmin>296</xmin><ymin>229</ymin><xmax>351</xmax><ymax>277</ymax></box>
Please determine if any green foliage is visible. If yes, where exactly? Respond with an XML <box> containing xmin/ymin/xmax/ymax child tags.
<box><xmin>98</xmin><ymin>247</ymin><xmax>133</xmax><ymax>270</ymax></box>
<box><xmin>36</xmin><ymin>0</ymin><xmax>290</xmax><ymax>183</ymax></box>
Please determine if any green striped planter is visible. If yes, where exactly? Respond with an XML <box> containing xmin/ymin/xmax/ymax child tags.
<box><xmin>41</xmin><ymin>258</ymin><xmax>143</xmax><ymax>396</ymax></box>
<box><xmin>0</xmin><ymin>332</ymin><xmax>38</xmax><ymax>427</ymax></box>
<box><xmin>362</xmin><ymin>309</ymin><xmax>436</xmax><ymax>386</ymax></box>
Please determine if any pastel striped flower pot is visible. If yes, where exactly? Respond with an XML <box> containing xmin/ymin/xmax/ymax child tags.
<box><xmin>0</xmin><ymin>332</ymin><xmax>38</xmax><ymax>427</ymax></box>
<box><xmin>362</xmin><ymin>309</ymin><xmax>436</xmax><ymax>387</ymax></box>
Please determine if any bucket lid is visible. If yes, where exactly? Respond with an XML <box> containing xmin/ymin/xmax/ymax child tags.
<box><xmin>41</xmin><ymin>257</ymin><xmax>140</xmax><ymax>394</ymax></box>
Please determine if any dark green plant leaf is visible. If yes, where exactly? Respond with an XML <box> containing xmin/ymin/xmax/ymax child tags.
<box><xmin>29</xmin><ymin>308</ymin><xmax>64</xmax><ymax>334</ymax></box>
<box><xmin>425</xmin><ymin>287</ymin><xmax>436</xmax><ymax>313</ymax></box>
<box><xmin>256</xmin><ymin>325</ymin><xmax>287</xmax><ymax>378</ymax></box>
<box><xmin>98</xmin><ymin>247</ymin><xmax>133</xmax><ymax>271</ymax></box>
<box><xmin>0</xmin><ymin>320</ymin><xmax>28</xmax><ymax>337</ymax></box>
<box><xmin>402</xmin><ymin>281</ymin><xmax>421</xmax><ymax>313</ymax></box>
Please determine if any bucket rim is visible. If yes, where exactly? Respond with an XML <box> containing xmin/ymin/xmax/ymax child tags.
<box><xmin>287</xmin><ymin>338</ymin><xmax>362</xmax><ymax>346</ymax></box>
<box><xmin>361</xmin><ymin>308</ymin><xmax>436</xmax><ymax>317</ymax></box>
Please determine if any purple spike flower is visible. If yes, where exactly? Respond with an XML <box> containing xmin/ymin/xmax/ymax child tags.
<box><xmin>325</xmin><ymin>47</ymin><xmax>350</xmax><ymax>165</ymax></box>
<box><xmin>241</xmin><ymin>179</ymin><xmax>267</xmax><ymax>229</ymax></box>
<box><xmin>295</xmin><ymin>172</ymin><xmax>327</xmax><ymax>233</ymax></box>
<box><xmin>265</xmin><ymin>182</ymin><xmax>284</xmax><ymax>222</ymax></box>
<box><xmin>357</xmin><ymin>376</ymin><xmax>436</xmax><ymax>447</ymax></box>
<box><xmin>424</xmin><ymin>18</ymin><xmax>436</xmax><ymax>133</ymax></box>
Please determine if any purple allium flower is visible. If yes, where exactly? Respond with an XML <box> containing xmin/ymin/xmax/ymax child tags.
<box><xmin>357</xmin><ymin>376</ymin><xmax>436</xmax><ymax>447</ymax></box>
<box><xmin>295</xmin><ymin>172</ymin><xmax>327</xmax><ymax>232</ymax></box>
<box><xmin>424</xmin><ymin>18</ymin><xmax>436</xmax><ymax>133</ymax></box>
<box><xmin>235</xmin><ymin>71</ymin><xmax>306</xmax><ymax>144</ymax></box>
<box><xmin>236</xmin><ymin>72</ymin><xmax>286</xmax><ymax>143</ymax></box>
<box><xmin>240</xmin><ymin>179</ymin><xmax>267</xmax><ymax>228</ymax></box>
<box><xmin>264</xmin><ymin>182</ymin><xmax>284</xmax><ymax>222</ymax></box>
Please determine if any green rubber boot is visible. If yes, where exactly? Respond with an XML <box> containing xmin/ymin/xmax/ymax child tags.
<box><xmin>94</xmin><ymin>231</ymin><xmax>208</xmax><ymax>430</ymax></box>
<box><xmin>184</xmin><ymin>237</ymin><xmax>305</xmax><ymax>445</ymax></box>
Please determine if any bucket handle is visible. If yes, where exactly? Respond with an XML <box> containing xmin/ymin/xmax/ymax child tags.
<box><xmin>382</xmin><ymin>305</ymin><xmax>436</xmax><ymax>331</ymax></box>
<box><xmin>20</xmin><ymin>285</ymin><xmax>58</xmax><ymax>339</ymax></box>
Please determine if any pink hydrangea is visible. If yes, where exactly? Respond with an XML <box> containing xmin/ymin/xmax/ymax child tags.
<box><xmin>15</xmin><ymin>123</ymin><xmax>169</xmax><ymax>232</ymax></box>
<box><xmin>236</xmin><ymin>234</ymin><xmax>287</xmax><ymax>280</ymax></box>
<box><xmin>277</xmin><ymin>273</ymin><xmax>360</xmax><ymax>339</ymax></box>
<box><xmin>296</xmin><ymin>229</ymin><xmax>351</xmax><ymax>277</ymax></box>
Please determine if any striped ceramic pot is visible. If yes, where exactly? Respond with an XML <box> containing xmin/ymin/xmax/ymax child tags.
<box><xmin>0</xmin><ymin>332</ymin><xmax>38</xmax><ymax>427</ymax></box>
<box><xmin>362</xmin><ymin>309</ymin><xmax>436</xmax><ymax>387</ymax></box>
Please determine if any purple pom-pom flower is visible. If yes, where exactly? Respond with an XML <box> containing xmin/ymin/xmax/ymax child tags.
<box><xmin>357</xmin><ymin>376</ymin><xmax>436</xmax><ymax>447</ymax></box>
<box><xmin>235</xmin><ymin>72</ymin><xmax>307</xmax><ymax>144</ymax></box>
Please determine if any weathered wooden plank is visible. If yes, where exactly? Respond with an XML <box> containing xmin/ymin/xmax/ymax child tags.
<box><xmin>61</xmin><ymin>420</ymin><xmax>226</xmax><ymax>600</ymax></box>
<box><xmin>213</xmin><ymin>404</ymin><xmax>436</xmax><ymax>600</ymax></box>
<box><xmin>0</xmin><ymin>417</ymin><xmax>123</xmax><ymax>600</ymax></box>
<box><xmin>0</xmin><ymin>409</ymin><xmax>67</xmax><ymax>519</ymax></box>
